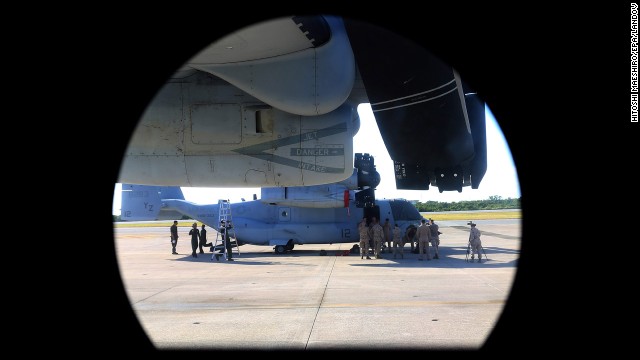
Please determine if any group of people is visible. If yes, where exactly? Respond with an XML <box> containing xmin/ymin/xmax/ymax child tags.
<box><xmin>170</xmin><ymin>221</ymin><xmax>213</xmax><ymax>258</ymax></box>
<box><xmin>358</xmin><ymin>216</ymin><xmax>379</xmax><ymax>259</ymax></box>
<box><xmin>413</xmin><ymin>218</ymin><xmax>440</xmax><ymax>261</ymax></box>
<box><xmin>357</xmin><ymin>216</ymin><xmax>482</xmax><ymax>262</ymax></box>
<box><xmin>169</xmin><ymin>220</ymin><xmax>235</xmax><ymax>260</ymax></box>
<box><xmin>357</xmin><ymin>217</ymin><xmax>407</xmax><ymax>260</ymax></box>
<box><xmin>169</xmin><ymin>217</ymin><xmax>483</xmax><ymax>262</ymax></box>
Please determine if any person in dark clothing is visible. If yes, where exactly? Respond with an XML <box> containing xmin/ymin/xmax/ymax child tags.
<box><xmin>405</xmin><ymin>224</ymin><xmax>417</xmax><ymax>253</ymax></box>
<box><xmin>198</xmin><ymin>224</ymin><xmax>212</xmax><ymax>254</ymax></box>
<box><xmin>224</xmin><ymin>221</ymin><xmax>234</xmax><ymax>261</ymax></box>
<box><xmin>383</xmin><ymin>218</ymin><xmax>391</xmax><ymax>253</ymax></box>
<box><xmin>188</xmin><ymin>222</ymin><xmax>200</xmax><ymax>258</ymax></box>
<box><xmin>215</xmin><ymin>220</ymin><xmax>234</xmax><ymax>261</ymax></box>
<box><xmin>170</xmin><ymin>220</ymin><xmax>179</xmax><ymax>255</ymax></box>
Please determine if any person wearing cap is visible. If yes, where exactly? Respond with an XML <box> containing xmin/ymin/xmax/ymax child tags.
<box><xmin>215</xmin><ymin>220</ymin><xmax>235</xmax><ymax>261</ymax></box>
<box><xmin>224</xmin><ymin>220</ymin><xmax>234</xmax><ymax>261</ymax></box>
<box><xmin>429</xmin><ymin>219</ymin><xmax>440</xmax><ymax>259</ymax></box>
<box><xmin>198</xmin><ymin>224</ymin><xmax>212</xmax><ymax>254</ymax></box>
<box><xmin>469</xmin><ymin>222</ymin><xmax>482</xmax><ymax>263</ymax></box>
<box><xmin>416</xmin><ymin>219</ymin><xmax>432</xmax><ymax>261</ymax></box>
<box><xmin>188</xmin><ymin>222</ymin><xmax>200</xmax><ymax>258</ymax></box>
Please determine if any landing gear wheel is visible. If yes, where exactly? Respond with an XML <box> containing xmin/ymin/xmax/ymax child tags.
<box><xmin>275</xmin><ymin>245</ymin><xmax>286</xmax><ymax>254</ymax></box>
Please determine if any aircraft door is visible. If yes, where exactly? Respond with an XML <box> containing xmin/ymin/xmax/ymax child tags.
<box><xmin>278</xmin><ymin>207</ymin><xmax>291</xmax><ymax>222</ymax></box>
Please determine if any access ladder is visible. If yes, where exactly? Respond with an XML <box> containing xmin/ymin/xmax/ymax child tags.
<box><xmin>212</xmin><ymin>199</ymin><xmax>240</xmax><ymax>261</ymax></box>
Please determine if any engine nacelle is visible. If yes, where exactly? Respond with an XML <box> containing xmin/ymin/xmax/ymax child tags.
<box><xmin>190</xmin><ymin>16</ymin><xmax>355</xmax><ymax>117</ymax></box>
<box><xmin>259</xmin><ymin>154</ymin><xmax>380</xmax><ymax>208</ymax></box>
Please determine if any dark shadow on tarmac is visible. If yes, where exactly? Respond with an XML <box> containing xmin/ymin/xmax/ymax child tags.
<box><xmin>166</xmin><ymin>246</ymin><xmax>519</xmax><ymax>269</ymax></box>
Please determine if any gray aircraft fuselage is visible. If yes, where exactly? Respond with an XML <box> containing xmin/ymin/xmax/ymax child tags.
<box><xmin>160</xmin><ymin>197</ymin><xmax>422</xmax><ymax>251</ymax></box>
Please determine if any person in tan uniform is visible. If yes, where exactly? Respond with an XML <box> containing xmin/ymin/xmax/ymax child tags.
<box><xmin>469</xmin><ymin>222</ymin><xmax>482</xmax><ymax>263</ymax></box>
<box><xmin>416</xmin><ymin>219</ymin><xmax>432</xmax><ymax>261</ymax></box>
<box><xmin>429</xmin><ymin>219</ymin><xmax>440</xmax><ymax>259</ymax></box>
<box><xmin>371</xmin><ymin>217</ymin><xmax>384</xmax><ymax>259</ymax></box>
<box><xmin>383</xmin><ymin>218</ymin><xmax>391</xmax><ymax>253</ymax></box>
<box><xmin>392</xmin><ymin>223</ymin><xmax>403</xmax><ymax>259</ymax></box>
<box><xmin>358</xmin><ymin>217</ymin><xmax>371</xmax><ymax>259</ymax></box>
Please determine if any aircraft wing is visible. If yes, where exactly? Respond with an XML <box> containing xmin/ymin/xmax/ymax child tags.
<box><xmin>344</xmin><ymin>19</ymin><xmax>487</xmax><ymax>192</ymax></box>
<box><xmin>118</xmin><ymin>15</ymin><xmax>486</xmax><ymax>192</ymax></box>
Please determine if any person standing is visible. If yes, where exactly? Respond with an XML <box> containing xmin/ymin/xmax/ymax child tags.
<box><xmin>392</xmin><ymin>223</ymin><xmax>403</xmax><ymax>259</ymax></box>
<box><xmin>214</xmin><ymin>220</ymin><xmax>224</xmax><ymax>261</ymax></box>
<box><xmin>371</xmin><ymin>217</ymin><xmax>384</xmax><ymax>259</ymax></box>
<box><xmin>383</xmin><ymin>218</ymin><xmax>391</xmax><ymax>253</ymax></box>
<box><xmin>358</xmin><ymin>217</ymin><xmax>371</xmax><ymax>259</ymax></box>
<box><xmin>368</xmin><ymin>216</ymin><xmax>376</xmax><ymax>255</ymax></box>
<box><xmin>416</xmin><ymin>219</ymin><xmax>432</xmax><ymax>261</ymax></box>
<box><xmin>469</xmin><ymin>222</ymin><xmax>482</xmax><ymax>263</ymax></box>
<box><xmin>223</xmin><ymin>220</ymin><xmax>235</xmax><ymax>261</ymax></box>
<box><xmin>170</xmin><ymin>220</ymin><xmax>179</xmax><ymax>255</ymax></box>
<box><xmin>215</xmin><ymin>220</ymin><xmax>235</xmax><ymax>261</ymax></box>
<box><xmin>198</xmin><ymin>224</ymin><xmax>212</xmax><ymax>254</ymax></box>
<box><xmin>188</xmin><ymin>222</ymin><xmax>200</xmax><ymax>258</ymax></box>
<box><xmin>429</xmin><ymin>218</ymin><xmax>440</xmax><ymax>259</ymax></box>
<box><xmin>405</xmin><ymin>224</ymin><xmax>417</xmax><ymax>253</ymax></box>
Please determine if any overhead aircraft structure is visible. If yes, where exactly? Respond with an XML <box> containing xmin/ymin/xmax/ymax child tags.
<box><xmin>120</xmin><ymin>154</ymin><xmax>424</xmax><ymax>254</ymax></box>
<box><xmin>118</xmin><ymin>15</ymin><xmax>487</xmax><ymax>193</ymax></box>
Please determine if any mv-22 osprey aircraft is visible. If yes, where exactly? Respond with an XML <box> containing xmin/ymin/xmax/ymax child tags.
<box><xmin>117</xmin><ymin>15</ymin><xmax>487</xmax><ymax>194</ymax></box>
<box><xmin>121</xmin><ymin>154</ymin><xmax>424</xmax><ymax>254</ymax></box>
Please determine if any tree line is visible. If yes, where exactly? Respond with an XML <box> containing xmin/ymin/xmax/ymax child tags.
<box><xmin>113</xmin><ymin>195</ymin><xmax>520</xmax><ymax>222</ymax></box>
<box><xmin>414</xmin><ymin>195</ymin><xmax>520</xmax><ymax>212</ymax></box>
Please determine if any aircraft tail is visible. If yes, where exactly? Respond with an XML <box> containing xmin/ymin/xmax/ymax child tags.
<box><xmin>120</xmin><ymin>184</ymin><xmax>185</xmax><ymax>221</ymax></box>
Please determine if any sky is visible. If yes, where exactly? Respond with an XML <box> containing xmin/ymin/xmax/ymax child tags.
<box><xmin>112</xmin><ymin>104</ymin><xmax>520</xmax><ymax>215</ymax></box>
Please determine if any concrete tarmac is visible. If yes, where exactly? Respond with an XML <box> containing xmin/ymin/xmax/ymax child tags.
<box><xmin>114</xmin><ymin>219</ymin><xmax>520</xmax><ymax>351</ymax></box>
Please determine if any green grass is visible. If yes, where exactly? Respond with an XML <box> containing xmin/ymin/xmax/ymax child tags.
<box><xmin>420</xmin><ymin>210</ymin><xmax>521</xmax><ymax>221</ymax></box>
<box><xmin>113</xmin><ymin>220</ymin><xmax>204</xmax><ymax>228</ymax></box>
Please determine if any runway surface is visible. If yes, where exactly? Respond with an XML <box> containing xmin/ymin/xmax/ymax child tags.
<box><xmin>114</xmin><ymin>219</ymin><xmax>520</xmax><ymax>351</ymax></box>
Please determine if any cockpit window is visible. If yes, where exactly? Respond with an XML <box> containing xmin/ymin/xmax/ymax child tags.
<box><xmin>388</xmin><ymin>199</ymin><xmax>421</xmax><ymax>221</ymax></box>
